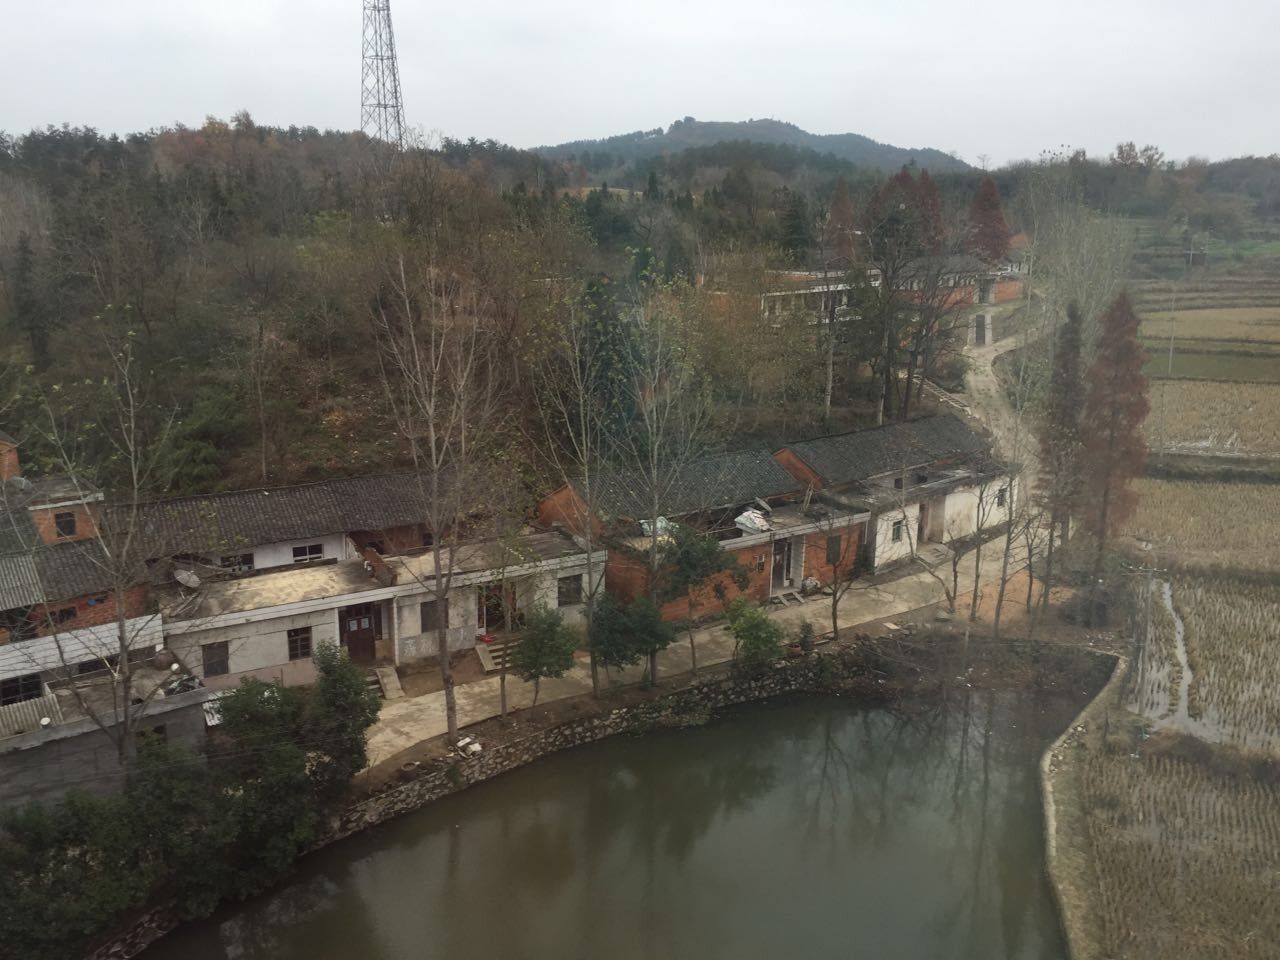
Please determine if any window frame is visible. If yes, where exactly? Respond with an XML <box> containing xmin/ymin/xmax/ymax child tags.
<box><xmin>826</xmin><ymin>535</ymin><xmax>843</xmax><ymax>566</ymax></box>
<box><xmin>420</xmin><ymin>598</ymin><xmax>450</xmax><ymax>633</ymax></box>
<box><xmin>202</xmin><ymin>640</ymin><xmax>230</xmax><ymax>677</ymax></box>
<box><xmin>291</xmin><ymin>543</ymin><xmax>324</xmax><ymax>564</ymax></box>
<box><xmin>287</xmin><ymin>626</ymin><xmax>313</xmax><ymax>661</ymax></box>
<box><xmin>556</xmin><ymin>574</ymin><xmax>584</xmax><ymax>607</ymax></box>
<box><xmin>54</xmin><ymin>511</ymin><xmax>77</xmax><ymax>538</ymax></box>
<box><xmin>891</xmin><ymin>519</ymin><xmax>904</xmax><ymax>543</ymax></box>
<box><xmin>220</xmin><ymin>553</ymin><xmax>255</xmax><ymax>573</ymax></box>
<box><xmin>996</xmin><ymin>486</ymin><xmax>1008</xmax><ymax>508</ymax></box>
<box><xmin>0</xmin><ymin>672</ymin><xmax>42</xmax><ymax>705</ymax></box>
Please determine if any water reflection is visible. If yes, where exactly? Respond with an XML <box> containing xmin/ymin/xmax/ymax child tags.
<box><xmin>147</xmin><ymin>689</ymin><xmax>1079</xmax><ymax>960</ymax></box>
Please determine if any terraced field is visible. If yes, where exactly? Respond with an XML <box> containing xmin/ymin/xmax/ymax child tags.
<box><xmin>1142</xmin><ymin>306</ymin><xmax>1280</xmax><ymax>343</ymax></box>
<box><xmin>1148</xmin><ymin>380</ymin><xmax>1280</xmax><ymax>455</ymax></box>
<box><xmin>1129</xmin><ymin>478</ymin><xmax>1280</xmax><ymax>570</ymax></box>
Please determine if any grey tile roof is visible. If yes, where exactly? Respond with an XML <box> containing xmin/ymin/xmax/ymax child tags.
<box><xmin>779</xmin><ymin>415</ymin><xmax>990</xmax><ymax>487</ymax></box>
<box><xmin>133</xmin><ymin>472</ymin><xmax>430</xmax><ymax>558</ymax></box>
<box><xmin>0</xmin><ymin>553</ymin><xmax>43</xmax><ymax>609</ymax></box>
<box><xmin>584</xmin><ymin>449</ymin><xmax>801</xmax><ymax>521</ymax></box>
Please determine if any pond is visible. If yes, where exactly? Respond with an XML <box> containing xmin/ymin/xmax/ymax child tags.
<box><xmin>145</xmin><ymin>688</ymin><xmax>1083</xmax><ymax>960</ymax></box>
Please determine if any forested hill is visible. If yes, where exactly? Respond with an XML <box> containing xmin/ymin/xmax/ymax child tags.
<box><xmin>536</xmin><ymin>117</ymin><xmax>971</xmax><ymax>174</ymax></box>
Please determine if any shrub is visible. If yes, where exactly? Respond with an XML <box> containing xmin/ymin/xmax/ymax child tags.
<box><xmin>726</xmin><ymin>599</ymin><xmax>785</xmax><ymax>666</ymax></box>
<box><xmin>510</xmin><ymin>604</ymin><xmax>579</xmax><ymax>705</ymax></box>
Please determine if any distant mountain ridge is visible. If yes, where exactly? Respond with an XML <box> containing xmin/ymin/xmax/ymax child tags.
<box><xmin>536</xmin><ymin>117</ymin><xmax>971</xmax><ymax>173</ymax></box>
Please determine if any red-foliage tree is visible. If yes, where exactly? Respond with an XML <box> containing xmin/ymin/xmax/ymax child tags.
<box><xmin>967</xmin><ymin>177</ymin><xmax>1012</xmax><ymax>263</ymax></box>
<box><xmin>1080</xmin><ymin>291</ymin><xmax>1149</xmax><ymax>618</ymax></box>
<box><xmin>823</xmin><ymin>175</ymin><xmax>857</xmax><ymax>264</ymax></box>
<box><xmin>916</xmin><ymin>169</ymin><xmax>945</xmax><ymax>253</ymax></box>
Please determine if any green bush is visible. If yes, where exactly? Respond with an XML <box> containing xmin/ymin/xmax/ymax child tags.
<box><xmin>726</xmin><ymin>599</ymin><xmax>785</xmax><ymax>666</ymax></box>
<box><xmin>0</xmin><ymin>642</ymin><xmax>380</xmax><ymax>959</ymax></box>
<box><xmin>510</xmin><ymin>604</ymin><xmax>579</xmax><ymax>705</ymax></box>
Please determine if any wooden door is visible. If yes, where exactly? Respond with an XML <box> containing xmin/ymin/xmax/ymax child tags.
<box><xmin>340</xmin><ymin>602</ymin><xmax>380</xmax><ymax>664</ymax></box>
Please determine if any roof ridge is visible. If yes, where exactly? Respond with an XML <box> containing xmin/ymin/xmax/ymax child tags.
<box><xmin>134</xmin><ymin>468</ymin><xmax>422</xmax><ymax>509</ymax></box>
<box><xmin>779</xmin><ymin>413</ymin><xmax>951</xmax><ymax>450</ymax></box>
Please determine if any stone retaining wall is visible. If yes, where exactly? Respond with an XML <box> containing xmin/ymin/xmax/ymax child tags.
<box><xmin>1039</xmin><ymin>650</ymin><xmax>1127</xmax><ymax>960</ymax></box>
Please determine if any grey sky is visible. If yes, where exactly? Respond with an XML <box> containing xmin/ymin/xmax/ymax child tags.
<box><xmin>4</xmin><ymin>0</ymin><xmax>1276</xmax><ymax>166</ymax></box>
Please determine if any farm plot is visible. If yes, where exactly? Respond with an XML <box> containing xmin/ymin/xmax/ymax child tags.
<box><xmin>1129</xmin><ymin>478</ymin><xmax>1280</xmax><ymax>570</ymax></box>
<box><xmin>1142</xmin><ymin>306</ymin><xmax>1280</xmax><ymax>343</ymax></box>
<box><xmin>1149</xmin><ymin>380</ymin><xmax>1280</xmax><ymax>455</ymax></box>
<box><xmin>1078</xmin><ymin>742</ymin><xmax>1280</xmax><ymax>960</ymax></box>
<box><xmin>1142</xmin><ymin>348</ymin><xmax>1280</xmax><ymax>382</ymax></box>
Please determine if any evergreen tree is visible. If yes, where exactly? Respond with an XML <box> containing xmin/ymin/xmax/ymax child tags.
<box><xmin>967</xmin><ymin>176</ymin><xmax>1013</xmax><ymax>262</ymax></box>
<box><xmin>658</xmin><ymin>523</ymin><xmax>749</xmax><ymax>672</ymax></box>
<box><xmin>510</xmin><ymin>605</ymin><xmax>578</xmax><ymax>705</ymax></box>
<box><xmin>10</xmin><ymin>232</ymin><xmax>51</xmax><ymax>371</ymax></box>
<box><xmin>779</xmin><ymin>189</ymin><xmax>813</xmax><ymax>265</ymax></box>
<box><xmin>1080</xmin><ymin>291</ymin><xmax>1149</xmax><ymax>623</ymax></box>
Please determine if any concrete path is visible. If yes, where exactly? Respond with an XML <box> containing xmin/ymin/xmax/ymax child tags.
<box><xmin>365</xmin><ymin>314</ymin><xmax>1047</xmax><ymax>769</ymax></box>
<box><xmin>364</xmin><ymin>542</ymin><xmax>1011</xmax><ymax>767</ymax></box>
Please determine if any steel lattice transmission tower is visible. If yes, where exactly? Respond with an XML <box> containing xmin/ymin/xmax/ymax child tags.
<box><xmin>360</xmin><ymin>1</ymin><xmax>406</xmax><ymax>150</ymax></box>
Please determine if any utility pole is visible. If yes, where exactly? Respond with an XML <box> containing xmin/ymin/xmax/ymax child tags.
<box><xmin>361</xmin><ymin>1</ymin><xmax>407</xmax><ymax>159</ymax></box>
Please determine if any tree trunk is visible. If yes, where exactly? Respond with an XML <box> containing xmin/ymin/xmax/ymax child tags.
<box><xmin>1040</xmin><ymin>520</ymin><xmax>1056</xmax><ymax>610</ymax></box>
<box><xmin>532</xmin><ymin>677</ymin><xmax>541</xmax><ymax>707</ymax></box>
<box><xmin>114</xmin><ymin>588</ymin><xmax>136</xmax><ymax>765</ymax></box>
<box><xmin>687</xmin><ymin>596</ymin><xmax>698</xmax><ymax>673</ymax></box>
<box><xmin>969</xmin><ymin>539</ymin><xmax>984</xmax><ymax>622</ymax></box>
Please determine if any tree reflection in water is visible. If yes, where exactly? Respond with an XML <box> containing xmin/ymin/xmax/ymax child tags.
<box><xmin>146</xmin><ymin>688</ymin><xmax>1083</xmax><ymax>960</ymax></box>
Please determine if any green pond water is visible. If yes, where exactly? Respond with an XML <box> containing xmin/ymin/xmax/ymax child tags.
<box><xmin>145</xmin><ymin>688</ymin><xmax>1084</xmax><ymax>960</ymax></box>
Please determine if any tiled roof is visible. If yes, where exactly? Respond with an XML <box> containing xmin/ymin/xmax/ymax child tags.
<box><xmin>778</xmin><ymin>415</ymin><xmax>989</xmax><ymax>487</ymax></box>
<box><xmin>584</xmin><ymin>449</ymin><xmax>801</xmax><ymax>521</ymax></box>
<box><xmin>0</xmin><ymin>553</ymin><xmax>43</xmax><ymax>609</ymax></box>
<box><xmin>132</xmin><ymin>472</ymin><xmax>431</xmax><ymax>558</ymax></box>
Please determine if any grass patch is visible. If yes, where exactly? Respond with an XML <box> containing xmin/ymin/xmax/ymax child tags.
<box><xmin>1142</xmin><ymin>349</ymin><xmax>1280</xmax><ymax>382</ymax></box>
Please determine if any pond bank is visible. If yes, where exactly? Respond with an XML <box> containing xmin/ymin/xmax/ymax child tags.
<box><xmin>89</xmin><ymin>635</ymin><xmax>1114</xmax><ymax>960</ymax></box>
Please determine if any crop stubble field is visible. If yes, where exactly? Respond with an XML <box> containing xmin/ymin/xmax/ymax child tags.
<box><xmin>1070</xmin><ymin>302</ymin><xmax>1280</xmax><ymax>959</ymax></box>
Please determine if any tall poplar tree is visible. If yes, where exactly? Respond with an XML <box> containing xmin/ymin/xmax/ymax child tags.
<box><xmin>1080</xmin><ymin>291</ymin><xmax>1149</xmax><ymax>623</ymax></box>
<box><xmin>1037</xmin><ymin>301</ymin><xmax>1085</xmax><ymax>606</ymax></box>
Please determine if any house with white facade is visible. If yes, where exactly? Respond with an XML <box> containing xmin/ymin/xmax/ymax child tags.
<box><xmin>773</xmin><ymin>415</ymin><xmax>1011</xmax><ymax>571</ymax></box>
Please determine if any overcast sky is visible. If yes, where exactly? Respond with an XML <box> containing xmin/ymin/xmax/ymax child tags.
<box><xmin>3</xmin><ymin>0</ymin><xmax>1275</xmax><ymax>167</ymax></box>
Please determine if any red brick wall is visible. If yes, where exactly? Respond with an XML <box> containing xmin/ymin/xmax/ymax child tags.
<box><xmin>350</xmin><ymin>524</ymin><xmax>426</xmax><ymax>555</ymax></box>
<box><xmin>993</xmin><ymin>278</ymin><xmax>1024</xmax><ymax>303</ymax></box>
<box><xmin>30</xmin><ymin>503</ymin><xmax>98</xmax><ymax>545</ymax></box>
<box><xmin>0</xmin><ymin>441</ymin><xmax>18</xmax><ymax>481</ymax></box>
<box><xmin>29</xmin><ymin>584</ymin><xmax>150</xmax><ymax>637</ymax></box>
<box><xmin>800</xmin><ymin>523</ymin><xmax>864</xmax><ymax>586</ymax></box>
<box><xmin>605</xmin><ymin>541</ymin><xmax>776</xmax><ymax>622</ymax></box>
<box><xmin>773</xmin><ymin>448</ymin><xmax>824</xmax><ymax>490</ymax></box>
<box><xmin>536</xmin><ymin>485</ymin><xmax>600</xmax><ymax>537</ymax></box>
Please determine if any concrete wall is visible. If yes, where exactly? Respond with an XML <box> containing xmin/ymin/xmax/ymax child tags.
<box><xmin>0</xmin><ymin>689</ymin><xmax>209</xmax><ymax>809</ymax></box>
<box><xmin>874</xmin><ymin>502</ymin><xmax>922</xmax><ymax>568</ymax></box>
<box><xmin>167</xmin><ymin>608</ymin><xmax>340</xmax><ymax>688</ymax></box>
<box><xmin>945</xmin><ymin>479</ymin><xmax>1015</xmax><ymax>539</ymax></box>
<box><xmin>231</xmin><ymin>533</ymin><xmax>355</xmax><ymax>571</ymax></box>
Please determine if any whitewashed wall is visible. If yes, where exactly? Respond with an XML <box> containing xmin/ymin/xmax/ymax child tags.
<box><xmin>394</xmin><ymin>584</ymin><xmax>479</xmax><ymax>661</ymax></box>
<box><xmin>167</xmin><ymin>608</ymin><xmax>338</xmax><ymax>688</ymax></box>
<box><xmin>874</xmin><ymin>502</ymin><xmax>922</xmax><ymax>568</ymax></box>
<box><xmin>945</xmin><ymin>479</ymin><xmax>1015</xmax><ymax>540</ymax></box>
<box><xmin>210</xmin><ymin>533</ymin><xmax>355</xmax><ymax>572</ymax></box>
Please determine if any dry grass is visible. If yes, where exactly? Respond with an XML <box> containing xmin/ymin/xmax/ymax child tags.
<box><xmin>1149</xmin><ymin>379</ymin><xmax>1280</xmax><ymax>454</ymax></box>
<box><xmin>1078</xmin><ymin>736</ymin><xmax>1280</xmax><ymax>959</ymax></box>
<box><xmin>1129</xmin><ymin>478</ymin><xmax>1280</xmax><ymax>570</ymax></box>
<box><xmin>1143</xmin><ymin>306</ymin><xmax>1280</xmax><ymax>343</ymax></box>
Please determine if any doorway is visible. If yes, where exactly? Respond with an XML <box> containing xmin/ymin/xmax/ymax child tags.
<box><xmin>339</xmin><ymin>602</ymin><xmax>381</xmax><ymax>665</ymax></box>
<box><xmin>771</xmin><ymin>538</ymin><xmax>794</xmax><ymax>593</ymax></box>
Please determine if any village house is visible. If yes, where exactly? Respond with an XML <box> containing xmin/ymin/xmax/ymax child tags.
<box><xmin>773</xmin><ymin>414</ymin><xmax>1012</xmax><ymax>571</ymax></box>
<box><xmin>538</xmin><ymin>449</ymin><xmax>869</xmax><ymax>620</ymax></box>
<box><xmin>158</xmin><ymin>529</ymin><xmax>603</xmax><ymax>689</ymax></box>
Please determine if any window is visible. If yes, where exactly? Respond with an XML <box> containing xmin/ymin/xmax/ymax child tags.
<box><xmin>0</xmin><ymin>672</ymin><xmax>42</xmax><ymax>705</ymax></box>
<box><xmin>221</xmin><ymin>553</ymin><xmax>255</xmax><ymax>573</ymax></box>
<box><xmin>755</xmin><ymin>553</ymin><xmax>767</xmax><ymax>573</ymax></box>
<box><xmin>915</xmin><ymin>474</ymin><xmax>929</xmax><ymax>485</ymax></box>
<box><xmin>557</xmin><ymin>574</ymin><xmax>583</xmax><ymax>607</ymax></box>
<box><xmin>54</xmin><ymin>511</ymin><xmax>77</xmax><ymax>538</ymax></box>
<box><xmin>891</xmin><ymin>519</ymin><xmax>904</xmax><ymax>543</ymax></box>
<box><xmin>996</xmin><ymin>486</ymin><xmax>1008</xmax><ymax>508</ymax></box>
<box><xmin>202</xmin><ymin>640</ymin><xmax>229</xmax><ymax>677</ymax></box>
<box><xmin>52</xmin><ymin>606</ymin><xmax>77</xmax><ymax>625</ymax></box>
<box><xmin>826</xmin><ymin>535</ymin><xmax>843</xmax><ymax>566</ymax></box>
<box><xmin>893</xmin><ymin>477</ymin><xmax>904</xmax><ymax>490</ymax></box>
<box><xmin>287</xmin><ymin>626</ymin><xmax>313</xmax><ymax>661</ymax></box>
<box><xmin>421</xmin><ymin>599</ymin><xmax>450</xmax><ymax>632</ymax></box>
<box><xmin>292</xmin><ymin>543</ymin><xmax>324</xmax><ymax>564</ymax></box>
